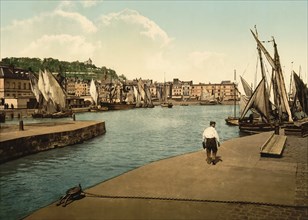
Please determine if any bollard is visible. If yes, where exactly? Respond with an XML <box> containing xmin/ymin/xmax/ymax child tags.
<box><xmin>18</xmin><ymin>113</ymin><xmax>21</xmax><ymax>119</ymax></box>
<box><xmin>10</xmin><ymin>113</ymin><xmax>14</xmax><ymax>119</ymax></box>
<box><xmin>274</xmin><ymin>124</ymin><xmax>279</xmax><ymax>135</ymax></box>
<box><xmin>72</xmin><ymin>113</ymin><xmax>76</xmax><ymax>121</ymax></box>
<box><xmin>19</xmin><ymin>120</ymin><xmax>24</xmax><ymax>131</ymax></box>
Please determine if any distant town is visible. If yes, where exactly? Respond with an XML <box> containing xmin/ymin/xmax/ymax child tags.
<box><xmin>0</xmin><ymin>57</ymin><xmax>238</xmax><ymax>109</ymax></box>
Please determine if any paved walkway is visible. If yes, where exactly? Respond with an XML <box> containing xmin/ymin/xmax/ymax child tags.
<box><xmin>25</xmin><ymin>132</ymin><xmax>308</xmax><ymax>220</ymax></box>
<box><xmin>0</xmin><ymin>121</ymin><xmax>101</xmax><ymax>142</ymax></box>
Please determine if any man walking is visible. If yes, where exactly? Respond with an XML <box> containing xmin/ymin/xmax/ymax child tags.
<box><xmin>202</xmin><ymin>121</ymin><xmax>220</xmax><ymax>165</ymax></box>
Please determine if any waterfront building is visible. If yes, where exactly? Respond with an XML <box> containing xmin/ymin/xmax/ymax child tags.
<box><xmin>204</xmin><ymin>80</ymin><xmax>238</xmax><ymax>101</ymax></box>
<box><xmin>191</xmin><ymin>83</ymin><xmax>206</xmax><ymax>100</ymax></box>
<box><xmin>75</xmin><ymin>79</ymin><xmax>90</xmax><ymax>96</ymax></box>
<box><xmin>0</xmin><ymin>65</ymin><xmax>36</xmax><ymax>108</ymax></box>
<box><xmin>66</xmin><ymin>78</ymin><xmax>76</xmax><ymax>95</ymax></box>
<box><xmin>172</xmin><ymin>78</ymin><xmax>182</xmax><ymax>100</ymax></box>
<box><xmin>182</xmin><ymin>80</ymin><xmax>193</xmax><ymax>100</ymax></box>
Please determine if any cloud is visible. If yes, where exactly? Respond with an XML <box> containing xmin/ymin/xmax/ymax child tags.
<box><xmin>54</xmin><ymin>9</ymin><xmax>97</xmax><ymax>33</ymax></box>
<box><xmin>188</xmin><ymin>51</ymin><xmax>226</xmax><ymax>69</ymax></box>
<box><xmin>81</xmin><ymin>0</ymin><xmax>99</xmax><ymax>8</ymax></box>
<box><xmin>20</xmin><ymin>34</ymin><xmax>96</xmax><ymax>62</ymax></box>
<box><xmin>99</xmin><ymin>9</ymin><xmax>173</xmax><ymax>47</ymax></box>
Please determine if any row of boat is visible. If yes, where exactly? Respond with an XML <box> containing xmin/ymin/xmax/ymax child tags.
<box><xmin>225</xmin><ymin>28</ymin><xmax>308</xmax><ymax>136</ymax></box>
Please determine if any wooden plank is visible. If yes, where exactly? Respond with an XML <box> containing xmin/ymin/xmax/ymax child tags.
<box><xmin>261</xmin><ymin>134</ymin><xmax>287</xmax><ymax>157</ymax></box>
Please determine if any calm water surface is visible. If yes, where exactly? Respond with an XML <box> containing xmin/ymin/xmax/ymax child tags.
<box><xmin>0</xmin><ymin>105</ymin><xmax>241</xmax><ymax>219</ymax></box>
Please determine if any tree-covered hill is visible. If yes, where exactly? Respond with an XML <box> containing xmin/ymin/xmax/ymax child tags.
<box><xmin>0</xmin><ymin>57</ymin><xmax>124</xmax><ymax>80</ymax></box>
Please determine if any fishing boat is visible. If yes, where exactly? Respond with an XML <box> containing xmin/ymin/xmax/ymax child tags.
<box><xmin>225</xmin><ymin>75</ymin><xmax>252</xmax><ymax>126</ymax></box>
<box><xmin>199</xmin><ymin>87</ymin><xmax>218</xmax><ymax>105</ymax></box>
<box><xmin>239</xmin><ymin>28</ymin><xmax>293</xmax><ymax>133</ymax></box>
<box><xmin>89</xmin><ymin>79</ymin><xmax>108</xmax><ymax>111</ymax></box>
<box><xmin>283</xmin><ymin>71</ymin><xmax>308</xmax><ymax>137</ymax></box>
<box><xmin>134</xmin><ymin>78</ymin><xmax>154</xmax><ymax>108</ymax></box>
<box><xmin>100</xmin><ymin>78</ymin><xmax>135</xmax><ymax>110</ymax></box>
<box><xmin>30</xmin><ymin>70</ymin><xmax>72</xmax><ymax>118</ymax></box>
<box><xmin>160</xmin><ymin>80</ymin><xmax>173</xmax><ymax>108</ymax></box>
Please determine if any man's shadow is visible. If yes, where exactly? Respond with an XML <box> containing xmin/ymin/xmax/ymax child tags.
<box><xmin>207</xmin><ymin>156</ymin><xmax>222</xmax><ymax>165</ymax></box>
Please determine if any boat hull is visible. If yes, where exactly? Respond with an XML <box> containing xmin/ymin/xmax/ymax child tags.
<box><xmin>32</xmin><ymin>111</ymin><xmax>73</xmax><ymax>119</ymax></box>
<box><xmin>239</xmin><ymin>121</ymin><xmax>275</xmax><ymax>134</ymax></box>
<box><xmin>161</xmin><ymin>103</ymin><xmax>173</xmax><ymax>108</ymax></box>
<box><xmin>100</xmin><ymin>102</ymin><xmax>135</xmax><ymax>110</ymax></box>
<box><xmin>225</xmin><ymin>117</ymin><xmax>239</xmax><ymax>126</ymax></box>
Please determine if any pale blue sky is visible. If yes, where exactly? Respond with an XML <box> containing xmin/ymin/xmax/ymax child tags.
<box><xmin>1</xmin><ymin>0</ymin><xmax>307</xmax><ymax>88</ymax></box>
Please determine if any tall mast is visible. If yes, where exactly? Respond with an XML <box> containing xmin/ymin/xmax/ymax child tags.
<box><xmin>254</xmin><ymin>27</ymin><xmax>267</xmax><ymax>84</ymax></box>
<box><xmin>234</xmin><ymin>69</ymin><xmax>237</xmax><ymax>118</ymax></box>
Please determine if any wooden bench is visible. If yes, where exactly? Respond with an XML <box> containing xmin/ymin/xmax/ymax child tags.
<box><xmin>260</xmin><ymin>133</ymin><xmax>287</xmax><ymax>157</ymax></box>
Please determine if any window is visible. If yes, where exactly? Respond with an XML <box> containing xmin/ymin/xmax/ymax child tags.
<box><xmin>24</xmin><ymin>83</ymin><xmax>27</xmax><ymax>89</ymax></box>
<box><xmin>18</xmin><ymin>82</ymin><xmax>21</xmax><ymax>89</ymax></box>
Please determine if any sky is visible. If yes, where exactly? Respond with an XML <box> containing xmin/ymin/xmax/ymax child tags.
<box><xmin>1</xmin><ymin>0</ymin><xmax>307</xmax><ymax>90</ymax></box>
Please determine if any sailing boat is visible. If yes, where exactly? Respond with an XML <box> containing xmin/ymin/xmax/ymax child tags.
<box><xmin>283</xmin><ymin>71</ymin><xmax>308</xmax><ymax>137</ymax></box>
<box><xmin>31</xmin><ymin>70</ymin><xmax>72</xmax><ymax>118</ymax></box>
<box><xmin>199</xmin><ymin>86</ymin><xmax>218</xmax><ymax>105</ymax></box>
<box><xmin>100</xmin><ymin>78</ymin><xmax>135</xmax><ymax>110</ymax></box>
<box><xmin>225</xmin><ymin>75</ymin><xmax>253</xmax><ymax>126</ymax></box>
<box><xmin>89</xmin><ymin>79</ymin><xmax>107</xmax><ymax>111</ymax></box>
<box><xmin>135</xmin><ymin>78</ymin><xmax>154</xmax><ymax>108</ymax></box>
<box><xmin>161</xmin><ymin>79</ymin><xmax>173</xmax><ymax>108</ymax></box>
<box><xmin>225</xmin><ymin>71</ymin><xmax>239</xmax><ymax>126</ymax></box>
<box><xmin>239</xmin><ymin>28</ymin><xmax>293</xmax><ymax>133</ymax></box>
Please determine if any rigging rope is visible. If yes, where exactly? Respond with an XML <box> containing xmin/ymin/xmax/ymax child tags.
<box><xmin>82</xmin><ymin>191</ymin><xmax>308</xmax><ymax>209</ymax></box>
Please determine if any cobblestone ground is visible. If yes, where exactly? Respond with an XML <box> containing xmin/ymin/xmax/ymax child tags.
<box><xmin>218</xmin><ymin>136</ymin><xmax>308</xmax><ymax>220</ymax></box>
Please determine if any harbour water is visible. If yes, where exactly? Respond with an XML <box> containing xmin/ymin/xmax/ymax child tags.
<box><xmin>0</xmin><ymin>105</ymin><xmax>241</xmax><ymax>220</ymax></box>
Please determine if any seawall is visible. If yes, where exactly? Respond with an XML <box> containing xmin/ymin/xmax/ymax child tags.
<box><xmin>0</xmin><ymin>121</ymin><xmax>106</xmax><ymax>164</ymax></box>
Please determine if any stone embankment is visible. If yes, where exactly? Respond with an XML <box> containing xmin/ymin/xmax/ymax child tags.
<box><xmin>0</xmin><ymin>120</ymin><xmax>106</xmax><ymax>164</ymax></box>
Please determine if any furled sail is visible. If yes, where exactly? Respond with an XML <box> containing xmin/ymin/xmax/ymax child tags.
<box><xmin>137</xmin><ymin>78</ymin><xmax>146</xmax><ymax>102</ymax></box>
<box><xmin>240</xmin><ymin>78</ymin><xmax>271</xmax><ymax>123</ymax></box>
<box><xmin>90</xmin><ymin>79</ymin><xmax>99</xmax><ymax>105</ymax></box>
<box><xmin>144</xmin><ymin>81</ymin><xmax>154</xmax><ymax>107</ymax></box>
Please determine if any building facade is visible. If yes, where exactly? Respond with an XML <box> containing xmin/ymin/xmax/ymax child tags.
<box><xmin>0</xmin><ymin>65</ymin><xmax>36</xmax><ymax>108</ymax></box>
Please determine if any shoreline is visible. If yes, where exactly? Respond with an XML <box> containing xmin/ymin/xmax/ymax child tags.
<box><xmin>0</xmin><ymin>101</ymin><xmax>237</xmax><ymax>119</ymax></box>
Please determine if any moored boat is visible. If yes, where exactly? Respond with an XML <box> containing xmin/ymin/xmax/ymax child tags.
<box><xmin>100</xmin><ymin>102</ymin><xmax>135</xmax><ymax>110</ymax></box>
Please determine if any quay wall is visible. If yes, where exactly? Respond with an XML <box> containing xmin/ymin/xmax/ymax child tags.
<box><xmin>0</xmin><ymin>121</ymin><xmax>106</xmax><ymax>164</ymax></box>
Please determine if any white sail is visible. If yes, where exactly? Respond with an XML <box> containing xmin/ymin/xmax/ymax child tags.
<box><xmin>134</xmin><ymin>86</ymin><xmax>142</xmax><ymax>107</ymax></box>
<box><xmin>137</xmin><ymin>78</ymin><xmax>146</xmax><ymax>101</ymax></box>
<box><xmin>38</xmin><ymin>70</ymin><xmax>50</xmax><ymax>102</ymax></box>
<box><xmin>45</xmin><ymin>70</ymin><xmax>66</xmax><ymax>110</ymax></box>
<box><xmin>29</xmin><ymin>72</ymin><xmax>41</xmax><ymax>102</ymax></box>
<box><xmin>90</xmin><ymin>79</ymin><xmax>99</xmax><ymax>105</ymax></box>
<box><xmin>37</xmin><ymin>70</ymin><xmax>66</xmax><ymax>111</ymax></box>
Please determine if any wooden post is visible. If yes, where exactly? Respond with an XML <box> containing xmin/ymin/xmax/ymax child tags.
<box><xmin>19</xmin><ymin>120</ymin><xmax>24</xmax><ymax>131</ymax></box>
